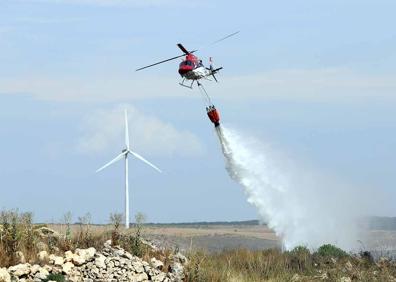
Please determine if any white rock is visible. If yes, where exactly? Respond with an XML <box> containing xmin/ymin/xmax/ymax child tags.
<box><xmin>94</xmin><ymin>254</ymin><xmax>106</xmax><ymax>269</ymax></box>
<box><xmin>132</xmin><ymin>261</ymin><xmax>144</xmax><ymax>273</ymax></box>
<box><xmin>170</xmin><ymin>262</ymin><xmax>184</xmax><ymax>279</ymax></box>
<box><xmin>37</xmin><ymin>251</ymin><xmax>49</xmax><ymax>262</ymax></box>
<box><xmin>67</xmin><ymin>272</ymin><xmax>82</xmax><ymax>282</ymax></box>
<box><xmin>72</xmin><ymin>254</ymin><xmax>86</xmax><ymax>266</ymax></box>
<box><xmin>136</xmin><ymin>272</ymin><xmax>148</xmax><ymax>282</ymax></box>
<box><xmin>8</xmin><ymin>263</ymin><xmax>30</xmax><ymax>277</ymax></box>
<box><xmin>49</xmin><ymin>255</ymin><xmax>64</xmax><ymax>266</ymax></box>
<box><xmin>152</xmin><ymin>272</ymin><xmax>166</xmax><ymax>282</ymax></box>
<box><xmin>34</xmin><ymin>227</ymin><xmax>60</xmax><ymax>239</ymax></box>
<box><xmin>62</xmin><ymin>262</ymin><xmax>74</xmax><ymax>275</ymax></box>
<box><xmin>0</xmin><ymin>268</ymin><xmax>11</xmax><ymax>282</ymax></box>
<box><xmin>114</xmin><ymin>249</ymin><xmax>125</xmax><ymax>257</ymax></box>
<box><xmin>151</xmin><ymin>258</ymin><xmax>164</xmax><ymax>270</ymax></box>
<box><xmin>54</xmin><ymin>257</ymin><xmax>65</xmax><ymax>266</ymax></box>
<box><xmin>30</xmin><ymin>264</ymin><xmax>41</xmax><ymax>275</ymax></box>
<box><xmin>34</xmin><ymin>268</ymin><xmax>49</xmax><ymax>280</ymax></box>
<box><xmin>43</xmin><ymin>265</ymin><xmax>53</xmax><ymax>273</ymax></box>
<box><xmin>64</xmin><ymin>250</ymin><xmax>74</xmax><ymax>262</ymax></box>
<box><xmin>90</xmin><ymin>266</ymin><xmax>99</xmax><ymax>277</ymax></box>
<box><xmin>123</xmin><ymin>252</ymin><xmax>133</xmax><ymax>260</ymax></box>
<box><xmin>75</xmin><ymin>247</ymin><xmax>96</xmax><ymax>261</ymax></box>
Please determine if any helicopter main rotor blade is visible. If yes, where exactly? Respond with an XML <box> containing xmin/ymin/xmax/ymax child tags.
<box><xmin>136</xmin><ymin>54</ymin><xmax>186</xmax><ymax>71</ymax></box>
<box><xmin>177</xmin><ymin>43</ymin><xmax>190</xmax><ymax>55</ymax></box>
<box><xmin>135</xmin><ymin>49</ymin><xmax>197</xmax><ymax>71</ymax></box>
<box><xmin>211</xmin><ymin>31</ymin><xmax>240</xmax><ymax>45</ymax></box>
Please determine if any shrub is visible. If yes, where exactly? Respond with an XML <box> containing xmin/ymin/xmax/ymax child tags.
<box><xmin>0</xmin><ymin>210</ymin><xmax>27</xmax><ymax>265</ymax></box>
<box><xmin>43</xmin><ymin>273</ymin><xmax>66</xmax><ymax>282</ymax></box>
<box><xmin>76</xmin><ymin>213</ymin><xmax>93</xmax><ymax>248</ymax></box>
<box><xmin>109</xmin><ymin>213</ymin><xmax>123</xmax><ymax>246</ymax></box>
<box><xmin>316</xmin><ymin>244</ymin><xmax>348</xmax><ymax>258</ymax></box>
<box><xmin>128</xmin><ymin>212</ymin><xmax>146</xmax><ymax>257</ymax></box>
<box><xmin>289</xmin><ymin>246</ymin><xmax>310</xmax><ymax>256</ymax></box>
<box><xmin>287</xmin><ymin>246</ymin><xmax>313</xmax><ymax>272</ymax></box>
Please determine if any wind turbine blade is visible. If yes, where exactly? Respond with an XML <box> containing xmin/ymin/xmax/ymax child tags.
<box><xmin>96</xmin><ymin>152</ymin><xmax>126</xmax><ymax>173</ymax></box>
<box><xmin>125</xmin><ymin>109</ymin><xmax>130</xmax><ymax>150</ymax></box>
<box><xmin>129</xmin><ymin>150</ymin><xmax>162</xmax><ymax>173</ymax></box>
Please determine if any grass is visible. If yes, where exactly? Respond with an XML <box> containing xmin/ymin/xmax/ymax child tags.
<box><xmin>0</xmin><ymin>209</ymin><xmax>172</xmax><ymax>270</ymax></box>
<box><xmin>2</xmin><ymin>209</ymin><xmax>396</xmax><ymax>281</ymax></box>
<box><xmin>184</xmin><ymin>247</ymin><xmax>396</xmax><ymax>282</ymax></box>
<box><xmin>0</xmin><ymin>210</ymin><xmax>36</xmax><ymax>266</ymax></box>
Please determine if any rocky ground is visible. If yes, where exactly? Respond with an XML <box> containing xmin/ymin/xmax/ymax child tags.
<box><xmin>0</xmin><ymin>240</ymin><xmax>187</xmax><ymax>282</ymax></box>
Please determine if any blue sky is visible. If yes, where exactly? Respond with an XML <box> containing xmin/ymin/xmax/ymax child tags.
<box><xmin>0</xmin><ymin>0</ymin><xmax>396</xmax><ymax>224</ymax></box>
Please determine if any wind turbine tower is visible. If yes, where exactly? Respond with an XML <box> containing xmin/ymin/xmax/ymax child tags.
<box><xmin>96</xmin><ymin>110</ymin><xmax>162</xmax><ymax>228</ymax></box>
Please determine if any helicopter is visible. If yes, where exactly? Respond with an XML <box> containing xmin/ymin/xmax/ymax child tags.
<box><xmin>135</xmin><ymin>31</ymin><xmax>239</xmax><ymax>89</ymax></box>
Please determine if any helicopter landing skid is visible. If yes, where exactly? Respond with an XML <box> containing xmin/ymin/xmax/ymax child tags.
<box><xmin>179</xmin><ymin>78</ymin><xmax>195</xmax><ymax>89</ymax></box>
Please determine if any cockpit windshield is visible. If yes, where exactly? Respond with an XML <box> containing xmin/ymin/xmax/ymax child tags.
<box><xmin>179</xmin><ymin>60</ymin><xmax>194</xmax><ymax>68</ymax></box>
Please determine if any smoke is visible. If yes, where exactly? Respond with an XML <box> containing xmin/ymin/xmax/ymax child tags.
<box><xmin>216</xmin><ymin>125</ymin><xmax>369</xmax><ymax>251</ymax></box>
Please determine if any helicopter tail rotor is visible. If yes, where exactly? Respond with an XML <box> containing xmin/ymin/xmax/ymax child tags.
<box><xmin>206</xmin><ymin>57</ymin><xmax>222</xmax><ymax>82</ymax></box>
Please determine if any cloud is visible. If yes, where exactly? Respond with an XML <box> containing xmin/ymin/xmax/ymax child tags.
<box><xmin>76</xmin><ymin>104</ymin><xmax>205</xmax><ymax>158</ymax></box>
<box><xmin>0</xmin><ymin>75</ymin><xmax>186</xmax><ymax>102</ymax></box>
<box><xmin>1</xmin><ymin>68</ymin><xmax>395</xmax><ymax>103</ymax></box>
<box><xmin>216</xmin><ymin>68</ymin><xmax>396</xmax><ymax>102</ymax></box>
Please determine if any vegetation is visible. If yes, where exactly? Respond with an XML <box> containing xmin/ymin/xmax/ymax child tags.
<box><xmin>0</xmin><ymin>209</ymin><xmax>166</xmax><ymax>268</ymax></box>
<box><xmin>315</xmin><ymin>243</ymin><xmax>348</xmax><ymax>258</ymax></box>
<box><xmin>129</xmin><ymin>212</ymin><xmax>147</xmax><ymax>257</ymax></box>
<box><xmin>43</xmin><ymin>273</ymin><xmax>66</xmax><ymax>282</ymax></box>
<box><xmin>0</xmin><ymin>209</ymin><xmax>36</xmax><ymax>266</ymax></box>
<box><xmin>184</xmin><ymin>246</ymin><xmax>396</xmax><ymax>282</ymax></box>
<box><xmin>109</xmin><ymin>212</ymin><xmax>123</xmax><ymax>246</ymax></box>
<box><xmin>2</xmin><ymin>209</ymin><xmax>396</xmax><ymax>281</ymax></box>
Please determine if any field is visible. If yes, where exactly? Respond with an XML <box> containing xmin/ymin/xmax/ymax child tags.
<box><xmin>47</xmin><ymin>222</ymin><xmax>396</xmax><ymax>257</ymax></box>
<box><xmin>3</xmin><ymin>212</ymin><xmax>396</xmax><ymax>281</ymax></box>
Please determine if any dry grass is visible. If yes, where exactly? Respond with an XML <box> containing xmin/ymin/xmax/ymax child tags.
<box><xmin>3</xmin><ymin>210</ymin><xmax>396</xmax><ymax>282</ymax></box>
<box><xmin>0</xmin><ymin>210</ymin><xmax>158</xmax><ymax>268</ymax></box>
<box><xmin>184</xmin><ymin>246</ymin><xmax>396</xmax><ymax>282</ymax></box>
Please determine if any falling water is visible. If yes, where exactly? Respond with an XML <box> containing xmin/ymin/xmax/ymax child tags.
<box><xmin>215</xmin><ymin>125</ymin><xmax>363</xmax><ymax>250</ymax></box>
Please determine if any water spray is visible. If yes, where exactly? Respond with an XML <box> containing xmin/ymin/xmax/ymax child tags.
<box><xmin>213</xmin><ymin>125</ymin><xmax>361</xmax><ymax>251</ymax></box>
<box><xmin>199</xmin><ymin>85</ymin><xmax>362</xmax><ymax>251</ymax></box>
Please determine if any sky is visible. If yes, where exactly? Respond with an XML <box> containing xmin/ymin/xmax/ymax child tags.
<box><xmin>0</xmin><ymin>0</ymin><xmax>396</xmax><ymax>224</ymax></box>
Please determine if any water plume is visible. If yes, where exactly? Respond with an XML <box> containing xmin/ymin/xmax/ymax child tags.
<box><xmin>215</xmin><ymin>125</ymin><xmax>364</xmax><ymax>250</ymax></box>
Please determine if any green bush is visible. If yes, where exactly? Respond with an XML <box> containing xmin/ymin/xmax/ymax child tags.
<box><xmin>287</xmin><ymin>246</ymin><xmax>313</xmax><ymax>272</ymax></box>
<box><xmin>43</xmin><ymin>273</ymin><xmax>66</xmax><ymax>282</ymax></box>
<box><xmin>316</xmin><ymin>244</ymin><xmax>348</xmax><ymax>258</ymax></box>
<box><xmin>290</xmin><ymin>246</ymin><xmax>310</xmax><ymax>255</ymax></box>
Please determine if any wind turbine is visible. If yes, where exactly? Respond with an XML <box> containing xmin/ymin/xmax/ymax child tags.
<box><xmin>96</xmin><ymin>109</ymin><xmax>162</xmax><ymax>229</ymax></box>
